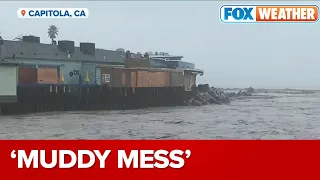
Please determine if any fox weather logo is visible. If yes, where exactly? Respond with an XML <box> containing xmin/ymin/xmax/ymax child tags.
<box><xmin>220</xmin><ymin>5</ymin><xmax>319</xmax><ymax>23</ymax></box>
<box><xmin>222</xmin><ymin>6</ymin><xmax>255</xmax><ymax>21</ymax></box>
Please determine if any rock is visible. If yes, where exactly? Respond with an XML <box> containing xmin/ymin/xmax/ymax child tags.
<box><xmin>185</xmin><ymin>84</ymin><xmax>249</xmax><ymax>106</ymax></box>
<box><xmin>198</xmin><ymin>84</ymin><xmax>210</xmax><ymax>92</ymax></box>
<box><xmin>202</xmin><ymin>100</ymin><xmax>208</xmax><ymax>105</ymax></box>
<box><xmin>195</xmin><ymin>93</ymin><xmax>207</xmax><ymax>104</ymax></box>
<box><xmin>220</xmin><ymin>93</ymin><xmax>230</xmax><ymax>103</ymax></box>
<box><xmin>246</xmin><ymin>87</ymin><xmax>255</xmax><ymax>93</ymax></box>
<box><xmin>183</xmin><ymin>101</ymin><xmax>191</xmax><ymax>106</ymax></box>
<box><xmin>211</xmin><ymin>99</ymin><xmax>221</xmax><ymax>104</ymax></box>
<box><xmin>225</xmin><ymin>92</ymin><xmax>236</xmax><ymax>98</ymax></box>
<box><xmin>237</xmin><ymin>90</ymin><xmax>252</xmax><ymax>97</ymax></box>
<box><xmin>188</xmin><ymin>98</ymin><xmax>194</xmax><ymax>104</ymax></box>
<box><xmin>192</xmin><ymin>100</ymin><xmax>202</xmax><ymax>106</ymax></box>
<box><xmin>202</xmin><ymin>92</ymin><xmax>214</xmax><ymax>102</ymax></box>
<box><xmin>241</xmin><ymin>92</ymin><xmax>252</xmax><ymax>96</ymax></box>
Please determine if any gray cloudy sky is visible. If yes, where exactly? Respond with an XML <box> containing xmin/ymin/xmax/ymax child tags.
<box><xmin>0</xmin><ymin>1</ymin><xmax>319</xmax><ymax>89</ymax></box>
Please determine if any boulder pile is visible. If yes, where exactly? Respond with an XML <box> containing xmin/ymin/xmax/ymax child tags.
<box><xmin>225</xmin><ymin>87</ymin><xmax>254</xmax><ymax>98</ymax></box>
<box><xmin>185</xmin><ymin>84</ymin><xmax>254</xmax><ymax>106</ymax></box>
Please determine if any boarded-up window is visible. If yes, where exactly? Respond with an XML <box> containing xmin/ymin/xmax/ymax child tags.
<box><xmin>102</xmin><ymin>74</ymin><xmax>110</xmax><ymax>83</ymax></box>
<box><xmin>122</xmin><ymin>72</ymin><xmax>126</xmax><ymax>85</ymax></box>
<box><xmin>131</xmin><ymin>72</ymin><xmax>137</xmax><ymax>88</ymax></box>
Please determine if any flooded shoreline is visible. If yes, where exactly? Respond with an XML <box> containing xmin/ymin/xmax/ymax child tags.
<box><xmin>0</xmin><ymin>89</ymin><xmax>319</xmax><ymax>139</ymax></box>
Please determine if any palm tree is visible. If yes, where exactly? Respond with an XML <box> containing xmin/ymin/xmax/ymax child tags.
<box><xmin>48</xmin><ymin>25</ymin><xmax>58</xmax><ymax>45</ymax></box>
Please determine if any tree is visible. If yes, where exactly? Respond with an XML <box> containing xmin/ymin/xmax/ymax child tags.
<box><xmin>136</xmin><ymin>52</ymin><xmax>142</xmax><ymax>58</ymax></box>
<box><xmin>13</xmin><ymin>34</ymin><xmax>37</xmax><ymax>42</ymax></box>
<box><xmin>13</xmin><ymin>35</ymin><xmax>23</xmax><ymax>41</ymax></box>
<box><xmin>116</xmin><ymin>48</ymin><xmax>125</xmax><ymax>53</ymax></box>
<box><xmin>48</xmin><ymin>25</ymin><xmax>58</xmax><ymax>45</ymax></box>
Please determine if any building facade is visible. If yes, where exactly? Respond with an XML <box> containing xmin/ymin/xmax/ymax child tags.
<box><xmin>0</xmin><ymin>36</ymin><xmax>203</xmax><ymax>90</ymax></box>
<box><xmin>1</xmin><ymin>36</ymin><xmax>125</xmax><ymax>85</ymax></box>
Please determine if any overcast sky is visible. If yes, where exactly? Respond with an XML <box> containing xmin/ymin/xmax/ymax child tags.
<box><xmin>0</xmin><ymin>1</ymin><xmax>319</xmax><ymax>89</ymax></box>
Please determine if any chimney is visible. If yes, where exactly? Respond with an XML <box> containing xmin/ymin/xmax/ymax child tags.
<box><xmin>144</xmin><ymin>52</ymin><xmax>149</xmax><ymax>58</ymax></box>
<box><xmin>58</xmin><ymin>40</ymin><xmax>75</xmax><ymax>54</ymax></box>
<box><xmin>125</xmin><ymin>50</ymin><xmax>131</xmax><ymax>60</ymax></box>
<box><xmin>80</xmin><ymin>42</ymin><xmax>95</xmax><ymax>55</ymax></box>
<box><xmin>22</xmin><ymin>36</ymin><xmax>40</xmax><ymax>43</ymax></box>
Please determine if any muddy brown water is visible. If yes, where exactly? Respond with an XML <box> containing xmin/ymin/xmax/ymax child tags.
<box><xmin>0</xmin><ymin>90</ymin><xmax>319</xmax><ymax>139</ymax></box>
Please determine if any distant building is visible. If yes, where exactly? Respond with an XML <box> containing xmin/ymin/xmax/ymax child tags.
<box><xmin>149</xmin><ymin>55</ymin><xmax>183</xmax><ymax>61</ymax></box>
<box><xmin>1</xmin><ymin>36</ymin><xmax>125</xmax><ymax>85</ymax></box>
<box><xmin>0</xmin><ymin>35</ymin><xmax>203</xmax><ymax>87</ymax></box>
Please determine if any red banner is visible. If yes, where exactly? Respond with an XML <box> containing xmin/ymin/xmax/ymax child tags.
<box><xmin>0</xmin><ymin>140</ymin><xmax>319</xmax><ymax>180</ymax></box>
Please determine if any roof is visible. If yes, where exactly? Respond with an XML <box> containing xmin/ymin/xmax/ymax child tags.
<box><xmin>1</xmin><ymin>40</ymin><xmax>125</xmax><ymax>64</ymax></box>
<box><xmin>95</xmin><ymin>48</ymin><xmax>125</xmax><ymax>64</ymax></box>
<box><xmin>99</xmin><ymin>66</ymin><xmax>185</xmax><ymax>72</ymax></box>
<box><xmin>184</xmin><ymin>68</ymin><xmax>204</xmax><ymax>76</ymax></box>
<box><xmin>149</xmin><ymin>55</ymin><xmax>183</xmax><ymax>58</ymax></box>
<box><xmin>0</xmin><ymin>61</ymin><xmax>19</xmax><ymax>66</ymax></box>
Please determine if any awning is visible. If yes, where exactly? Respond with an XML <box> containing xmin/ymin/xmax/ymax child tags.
<box><xmin>183</xmin><ymin>68</ymin><xmax>204</xmax><ymax>76</ymax></box>
<box><xmin>0</xmin><ymin>61</ymin><xmax>19</xmax><ymax>66</ymax></box>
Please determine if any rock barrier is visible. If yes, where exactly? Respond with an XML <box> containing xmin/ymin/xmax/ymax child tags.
<box><xmin>185</xmin><ymin>84</ymin><xmax>254</xmax><ymax>106</ymax></box>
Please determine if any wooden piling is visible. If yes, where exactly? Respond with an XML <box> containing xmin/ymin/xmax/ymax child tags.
<box><xmin>0</xmin><ymin>85</ymin><xmax>187</xmax><ymax>115</ymax></box>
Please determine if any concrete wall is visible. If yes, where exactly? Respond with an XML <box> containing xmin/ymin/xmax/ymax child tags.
<box><xmin>0</xmin><ymin>65</ymin><xmax>17</xmax><ymax>96</ymax></box>
<box><xmin>0</xmin><ymin>65</ymin><xmax>18</xmax><ymax>103</ymax></box>
<box><xmin>183</xmin><ymin>71</ymin><xmax>197</xmax><ymax>91</ymax></box>
<box><xmin>81</xmin><ymin>63</ymin><xmax>102</xmax><ymax>85</ymax></box>
<box><xmin>81</xmin><ymin>63</ymin><xmax>96</xmax><ymax>84</ymax></box>
<box><xmin>95</xmin><ymin>67</ymin><xmax>101</xmax><ymax>85</ymax></box>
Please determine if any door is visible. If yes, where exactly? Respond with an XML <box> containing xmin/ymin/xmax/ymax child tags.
<box><xmin>95</xmin><ymin>67</ymin><xmax>101</xmax><ymax>85</ymax></box>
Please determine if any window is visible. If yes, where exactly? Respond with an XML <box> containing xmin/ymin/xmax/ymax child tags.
<box><xmin>102</xmin><ymin>74</ymin><xmax>110</xmax><ymax>83</ymax></box>
<box><xmin>74</xmin><ymin>70</ymin><xmax>80</xmax><ymax>75</ymax></box>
